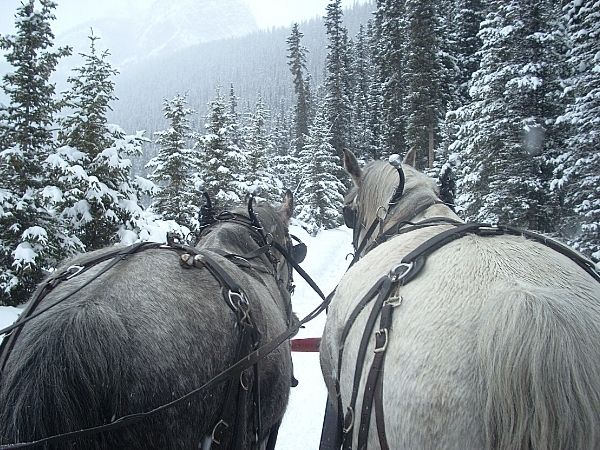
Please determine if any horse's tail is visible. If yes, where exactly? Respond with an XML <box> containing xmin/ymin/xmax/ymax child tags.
<box><xmin>0</xmin><ymin>300</ymin><xmax>130</xmax><ymax>448</ymax></box>
<box><xmin>477</xmin><ymin>283</ymin><xmax>600</xmax><ymax>450</ymax></box>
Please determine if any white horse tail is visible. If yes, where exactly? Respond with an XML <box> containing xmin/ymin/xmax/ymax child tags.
<box><xmin>477</xmin><ymin>282</ymin><xmax>600</xmax><ymax>450</ymax></box>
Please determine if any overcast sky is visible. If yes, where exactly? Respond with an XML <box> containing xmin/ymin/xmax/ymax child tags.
<box><xmin>1</xmin><ymin>0</ymin><xmax>370</xmax><ymax>35</ymax></box>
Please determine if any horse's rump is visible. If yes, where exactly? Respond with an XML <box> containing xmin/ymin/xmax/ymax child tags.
<box><xmin>323</xmin><ymin>227</ymin><xmax>600</xmax><ymax>449</ymax></box>
<box><xmin>0</xmin><ymin>245</ymin><xmax>292</xmax><ymax>449</ymax></box>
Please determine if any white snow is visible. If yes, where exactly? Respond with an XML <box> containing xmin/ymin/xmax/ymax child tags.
<box><xmin>278</xmin><ymin>225</ymin><xmax>353</xmax><ymax>449</ymax></box>
<box><xmin>0</xmin><ymin>224</ymin><xmax>353</xmax><ymax>447</ymax></box>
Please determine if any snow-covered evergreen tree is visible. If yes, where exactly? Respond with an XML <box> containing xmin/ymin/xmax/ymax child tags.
<box><xmin>403</xmin><ymin>0</ymin><xmax>443</xmax><ymax>169</ymax></box>
<box><xmin>352</xmin><ymin>24</ymin><xmax>375</xmax><ymax>161</ymax></box>
<box><xmin>146</xmin><ymin>94</ymin><xmax>200</xmax><ymax>231</ymax></box>
<box><xmin>449</xmin><ymin>1</ymin><xmax>562</xmax><ymax>232</ymax></box>
<box><xmin>244</xmin><ymin>95</ymin><xmax>283</xmax><ymax>202</ymax></box>
<box><xmin>373</xmin><ymin>0</ymin><xmax>407</xmax><ymax>156</ymax></box>
<box><xmin>197</xmin><ymin>88</ymin><xmax>246</xmax><ymax>205</ymax></box>
<box><xmin>0</xmin><ymin>0</ymin><xmax>74</xmax><ymax>305</ymax></box>
<box><xmin>323</xmin><ymin>0</ymin><xmax>353</xmax><ymax>159</ymax></box>
<box><xmin>555</xmin><ymin>0</ymin><xmax>600</xmax><ymax>260</ymax></box>
<box><xmin>297</xmin><ymin>102</ymin><xmax>345</xmax><ymax>235</ymax></box>
<box><xmin>287</xmin><ymin>23</ymin><xmax>312</xmax><ymax>155</ymax></box>
<box><xmin>51</xmin><ymin>34</ymin><xmax>152</xmax><ymax>251</ymax></box>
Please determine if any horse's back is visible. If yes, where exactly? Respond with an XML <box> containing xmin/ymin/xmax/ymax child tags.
<box><xmin>323</xmin><ymin>227</ymin><xmax>600</xmax><ymax>449</ymax></box>
<box><xmin>0</xmin><ymin>246</ymin><xmax>291</xmax><ymax>449</ymax></box>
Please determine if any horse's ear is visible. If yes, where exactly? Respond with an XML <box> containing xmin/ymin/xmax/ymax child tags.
<box><xmin>403</xmin><ymin>148</ymin><xmax>417</xmax><ymax>167</ymax></box>
<box><xmin>279</xmin><ymin>189</ymin><xmax>294</xmax><ymax>222</ymax></box>
<box><xmin>343</xmin><ymin>149</ymin><xmax>362</xmax><ymax>186</ymax></box>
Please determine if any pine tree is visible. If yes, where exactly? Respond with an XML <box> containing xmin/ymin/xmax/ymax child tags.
<box><xmin>146</xmin><ymin>94</ymin><xmax>200</xmax><ymax>231</ymax></box>
<box><xmin>0</xmin><ymin>0</ymin><xmax>73</xmax><ymax>305</ymax></box>
<box><xmin>450</xmin><ymin>0</ymin><xmax>562</xmax><ymax>232</ymax></box>
<box><xmin>197</xmin><ymin>88</ymin><xmax>247</xmax><ymax>205</ymax></box>
<box><xmin>287</xmin><ymin>23</ymin><xmax>311</xmax><ymax>155</ymax></box>
<box><xmin>297</xmin><ymin>103</ymin><xmax>345</xmax><ymax>235</ymax></box>
<box><xmin>51</xmin><ymin>33</ymin><xmax>152</xmax><ymax>251</ymax></box>
<box><xmin>556</xmin><ymin>0</ymin><xmax>600</xmax><ymax>260</ymax></box>
<box><xmin>403</xmin><ymin>0</ymin><xmax>443</xmax><ymax>169</ymax></box>
<box><xmin>323</xmin><ymin>0</ymin><xmax>353</xmax><ymax>159</ymax></box>
<box><xmin>374</xmin><ymin>0</ymin><xmax>407</xmax><ymax>156</ymax></box>
<box><xmin>352</xmin><ymin>24</ymin><xmax>374</xmax><ymax>160</ymax></box>
<box><xmin>453</xmin><ymin>0</ymin><xmax>485</xmax><ymax>104</ymax></box>
<box><xmin>244</xmin><ymin>95</ymin><xmax>282</xmax><ymax>202</ymax></box>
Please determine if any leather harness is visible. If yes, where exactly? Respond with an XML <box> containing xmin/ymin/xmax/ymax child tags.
<box><xmin>0</xmin><ymin>204</ymin><xmax>300</xmax><ymax>450</ymax></box>
<box><xmin>330</xmin><ymin>219</ymin><xmax>600</xmax><ymax>450</ymax></box>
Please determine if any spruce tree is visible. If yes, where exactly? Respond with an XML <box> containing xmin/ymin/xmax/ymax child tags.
<box><xmin>53</xmin><ymin>33</ymin><xmax>151</xmax><ymax>251</ymax></box>
<box><xmin>0</xmin><ymin>0</ymin><xmax>73</xmax><ymax>305</ymax></box>
<box><xmin>450</xmin><ymin>0</ymin><xmax>562</xmax><ymax>231</ymax></box>
<box><xmin>403</xmin><ymin>0</ymin><xmax>442</xmax><ymax>169</ymax></box>
<box><xmin>297</xmin><ymin>102</ymin><xmax>345</xmax><ymax>235</ymax></box>
<box><xmin>374</xmin><ymin>0</ymin><xmax>407</xmax><ymax>156</ymax></box>
<box><xmin>287</xmin><ymin>23</ymin><xmax>311</xmax><ymax>155</ymax></box>
<box><xmin>324</xmin><ymin>0</ymin><xmax>353</xmax><ymax>158</ymax></box>
<box><xmin>352</xmin><ymin>24</ymin><xmax>374</xmax><ymax>160</ymax></box>
<box><xmin>244</xmin><ymin>95</ymin><xmax>282</xmax><ymax>202</ymax></box>
<box><xmin>146</xmin><ymin>94</ymin><xmax>200</xmax><ymax>231</ymax></box>
<box><xmin>197</xmin><ymin>88</ymin><xmax>246</xmax><ymax>205</ymax></box>
<box><xmin>556</xmin><ymin>0</ymin><xmax>600</xmax><ymax>260</ymax></box>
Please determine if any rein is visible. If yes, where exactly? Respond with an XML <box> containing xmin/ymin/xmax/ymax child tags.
<box><xmin>0</xmin><ymin>202</ymin><xmax>331</xmax><ymax>450</ymax></box>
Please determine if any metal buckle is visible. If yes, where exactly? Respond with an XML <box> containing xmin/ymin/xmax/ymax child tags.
<box><xmin>240</xmin><ymin>370</ymin><xmax>250</xmax><ymax>391</ymax></box>
<box><xmin>374</xmin><ymin>328</ymin><xmax>388</xmax><ymax>353</ymax></box>
<box><xmin>227</xmin><ymin>290</ymin><xmax>249</xmax><ymax>311</ymax></box>
<box><xmin>390</xmin><ymin>261</ymin><xmax>414</xmax><ymax>282</ymax></box>
<box><xmin>385</xmin><ymin>295</ymin><xmax>403</xmax><ymax>308</ymax></box>
<box><xmin>65</xmin><ymin>265</ymin><xmax>84</xmax><ymax>280</ymax></box>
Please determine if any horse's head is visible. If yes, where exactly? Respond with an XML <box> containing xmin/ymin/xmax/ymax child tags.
<box><xmin>245</xmin><ymin>190</ymin><xmax>306</xmax><ymax>306</ymax></box>
<box><xmin>342</xmin><ymin>148</ymin><xmax>440</xmax><ymax>254</ymax></box>
<box><xmin>200</xmin><ymin>190</ymin><xmax>303</xmax><ymax>297</ymax></box>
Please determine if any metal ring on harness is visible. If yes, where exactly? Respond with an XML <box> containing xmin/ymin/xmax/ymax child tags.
<box><xmin>374</xmin><ymin>328</ymin><xmax>389</xmax><ymax>353</ymax></box>
<box><xmin>211</xmin><ymin>419</ymin><xmax>229</xmax><ymax>445</ymax></box>
<box><xmin>390</xmin><ymin>261</ymin><xmax>414</xmax><ymax>282</ymax></box>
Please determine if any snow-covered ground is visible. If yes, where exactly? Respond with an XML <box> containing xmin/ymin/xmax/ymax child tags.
<box><xmin>0</xmin><ymin>224</ymin><xmax>353</xmax><ymax>448</ymax></box>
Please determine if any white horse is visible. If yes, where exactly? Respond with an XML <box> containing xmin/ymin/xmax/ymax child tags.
<box><xmin>320</xmin><ymin>149</ymin><xmax>600</xmax><ymax>450</ymax></box>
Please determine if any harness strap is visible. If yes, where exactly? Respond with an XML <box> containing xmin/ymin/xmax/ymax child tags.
<box><xmin>341</xmin><ymin>269</ymin><xmax>405</xmax><ymax>450</ymax></box>
<box><xmin>0</xmin><ymin>242</ymin><xmax>159</xmax><ymax>379</ymax></box>
<box><xmin>374</xmin><ymin>363</ymin><xmax>389</xmax><ymax>450</ymax></box>
<box><xmin>331</xmin><ymin>220</ymin><xmax>600</xmax><ymax>450</ymax></box>
<box><xmin>357</xmin><ymin>296</ymin><xmax>398</xmax><ymax>449</ymax></box>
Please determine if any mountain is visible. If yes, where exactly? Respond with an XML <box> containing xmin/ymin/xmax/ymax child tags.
<box><xmin>56</xmin><ymin>0</ymin><xmax>258</xmax><ymax>68</ymax></box>
<box><xmin>106</xmin><ymin>1</ymin><xmax>374</xmax><ymax>172</ymax></box>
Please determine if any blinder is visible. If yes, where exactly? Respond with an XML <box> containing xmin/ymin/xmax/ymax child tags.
<box><xmin>290</xmin><ymin>234</ymin><xmax>307</xmax><ymax>264</ymax></box>
<box><xmin>343</xmin><ymin>205</ymin><xmax>357</xmax><ymax>229</ymax></box>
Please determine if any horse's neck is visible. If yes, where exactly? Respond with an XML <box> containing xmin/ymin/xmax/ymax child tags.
<box><xmin>409</xmin><ymin>202</ymin><xmax>462</xmax><ymax>224</ymax></box>
<box><xmin>382</xmin><ymin>197</ymin><xmax>462</xmax><ymax>237</ymax></box>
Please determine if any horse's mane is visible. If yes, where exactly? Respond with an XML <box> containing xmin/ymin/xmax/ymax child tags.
<box><xmin>356</xmin><ymin>161</ymin><xmax>440</xmax><ymax>236</ymax></box>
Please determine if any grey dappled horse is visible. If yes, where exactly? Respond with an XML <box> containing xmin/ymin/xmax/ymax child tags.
<box><xmin>320</xmin><ymin>149</ymin><xmax>600</xmax><ymax>450</ymax></box>
<box><xmin>0</xmin><ymin>193</ymin><xmax>297</xmax><ymax>449</ymax></box>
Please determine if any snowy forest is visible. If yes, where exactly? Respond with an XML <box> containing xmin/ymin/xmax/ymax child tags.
<box><xmin>0</xmin><ymin>0</ymin><xmax>599</xmax><ymax>306</ymax></box>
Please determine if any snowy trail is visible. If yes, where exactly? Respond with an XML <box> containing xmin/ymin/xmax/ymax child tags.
<box><xmin>277</xmin><ymin>225</ymin><xmax>353</xmax><ymax>449</ymax></box>
<box><xmin>0</xmin><ymin>226</ymin><xmax>353</xmax><ymax>449</ymax></box>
